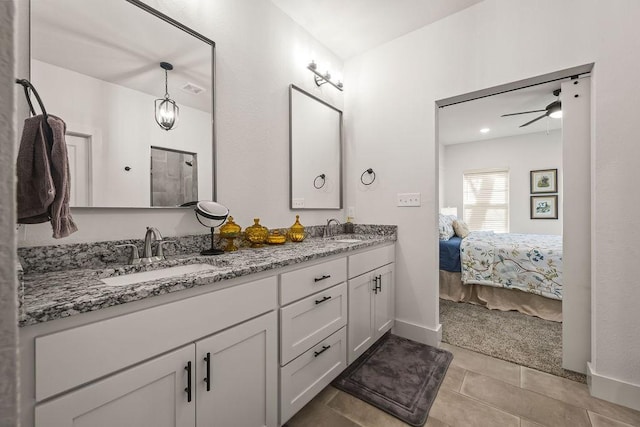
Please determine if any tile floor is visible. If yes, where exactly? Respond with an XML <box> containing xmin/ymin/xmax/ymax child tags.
<box><xmin>285</xmin><ymin>343</ymin><xmax>640</xmax><ymax>427</ymax></box>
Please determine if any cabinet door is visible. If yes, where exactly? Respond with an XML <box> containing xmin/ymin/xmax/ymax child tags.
<box><xmin>35</xmin><ymin>345</ymin><xmax>194</xmax><ymax>427</ymax></box>
<box><xmin>374</xmin><ymin>263</ymin><xmax>395</xmax><ymax>339</ymax></box>
<box><xmin>347</xmin><ymin>273</ymin><xmax>374</xmax><ymax>365</ymax></box>
<box><xmin>196</xmin><ymin>311</ymin><xmax>277</xmax><ymax>427</ymax></box>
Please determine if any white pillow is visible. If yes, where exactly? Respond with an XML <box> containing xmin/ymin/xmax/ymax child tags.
<box><xmin>439</xmin><ymin>214</ymin><xmax>456</xmax><ymax>240</ymax></box>
<box><xmin>453</xmin><ymin>219</ymin><xmax>470</xmax><ymax>238</ymax></box>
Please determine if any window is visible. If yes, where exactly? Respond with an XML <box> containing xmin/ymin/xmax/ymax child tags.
<box><xmin>463</xmin><ymin>169</ymin><xmax>509</xmax><ymax>233</ymax></box>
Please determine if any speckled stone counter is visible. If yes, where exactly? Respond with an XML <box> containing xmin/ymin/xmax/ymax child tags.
<box><xmin>19</xmin><ymin>225</ymin><xmax>396</xmax><ymax>327</ymax></box>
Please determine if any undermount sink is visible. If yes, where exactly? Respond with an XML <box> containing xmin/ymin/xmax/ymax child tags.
<box><xmin>101</xmin><ymin>263</ymin><xmax>218</xmax><ymax>286</ymax></box>
<box><xmin>331</xmin><ymin>239</ymin><xmax>363</xmax><ymax>243</ymax></box>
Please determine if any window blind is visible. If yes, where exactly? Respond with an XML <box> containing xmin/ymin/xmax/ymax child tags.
<box><xmin>463</xmin><ymin>169</ymin><xmax>509</xmax><ymax>233</ymax></box>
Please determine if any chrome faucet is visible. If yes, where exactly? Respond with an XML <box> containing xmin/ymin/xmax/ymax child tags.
<box><xmin>323</xmin><ymin>218</ymin><xmax>342</xmax><ymax>238</ymax></box>
<box><xmin>142</xmin><ymin>226</ymin><xmax>164</xmax><ymax>264</ymax></box>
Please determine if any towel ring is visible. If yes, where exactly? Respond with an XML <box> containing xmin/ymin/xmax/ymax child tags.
<box><xmin>361</xmin><ymin>168</ymin><xmax>376</xmax><ymax>185</ymax></box>
<box><xmin>314</xmin><ymin>174</ymin><xmax>326</xmax><ymax>189</ymax></box>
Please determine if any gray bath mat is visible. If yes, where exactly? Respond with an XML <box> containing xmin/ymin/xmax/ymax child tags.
<box><xmin>332</xmin><ymin>333</ymin><xmax>452</xmax><ymax>426</ymax></box>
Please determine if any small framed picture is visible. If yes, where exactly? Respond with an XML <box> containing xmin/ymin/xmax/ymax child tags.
<box><xmin>530</xmin><ymin>169</ymin><xmax>558</xmax><ymax>194</ymax></box>
<box><xmin>531</xmin><ymin>195</ymin><xmax>558</xmax><ymax>219</ymax></box>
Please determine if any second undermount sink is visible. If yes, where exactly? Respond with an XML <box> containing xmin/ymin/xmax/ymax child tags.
<box><xmin>331</xmin><ymin>239</ymin><xmax>363</xmax><ymax>243</ymax></box>
<box><xmin>100</xmin><ymin>263</ymin><xmax>218</xmax><ymax>287</ymax></box>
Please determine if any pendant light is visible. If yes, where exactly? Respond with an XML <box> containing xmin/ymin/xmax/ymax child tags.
<box><xmin>155</xmin><ymin>62</ymin><xmax>179</xmax><ymax>131</ymax></box>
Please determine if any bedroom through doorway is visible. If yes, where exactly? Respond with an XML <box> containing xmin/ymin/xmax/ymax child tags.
<box><xmin>435</xmin><ymin>68</ymin><xmax>592</xmax><ymax>382</ymax></box>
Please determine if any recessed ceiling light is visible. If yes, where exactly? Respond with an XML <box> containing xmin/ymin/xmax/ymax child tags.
<box><xmin>480</xmin><ymin>128</ymin><xmax>490</xmax><ymax>134</ymax></box>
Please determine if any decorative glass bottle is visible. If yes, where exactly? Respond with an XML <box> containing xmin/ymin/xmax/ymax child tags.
<box><xmin>288</xmin><ymin>215</ymin><xmax>306</xmax><ymax>242</ymax></box>
<box><xmin>245</xmin><ymin>218</ymin><xmax>269</xmax><ymax>248</ymax></box>
<box><xmin>219</xmin><ymin>216</ymin><xmax>241</xmax><ymax>252</ymax></box>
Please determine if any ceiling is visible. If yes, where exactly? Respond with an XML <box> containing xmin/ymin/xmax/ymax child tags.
<box><xmin>270</xmin><ymin>0</ymin><xmax>484</xmax><ymax>60</ymax></box>
<box><xmin>31</xmin><ymin>0</ymin><xmax>212</xmax><ymax>112</ymax></box>
<box><xmin>439</xmin><ymin>80</ymin><xmax>565</xmax><ymax>146</ymax></box>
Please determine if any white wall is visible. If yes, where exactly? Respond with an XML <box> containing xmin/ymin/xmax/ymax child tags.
<box><xmin>344</xmin><ymin>0</ymin><xmax>640</xmax><ymax>399</ymax></box>
<box><xmin>442</xmin><ymin>130</ymin><xmax>562</xmax><ymax>235</ymax></box>
<box><xmin>32</xmin><ymin>60</ymin><xmax>212</xmax><ymax>207</ymax></box>
<box><xmin>18</xmin><ymin>0</ymin><xmax>344</xmax><ymax>246</ymax></box>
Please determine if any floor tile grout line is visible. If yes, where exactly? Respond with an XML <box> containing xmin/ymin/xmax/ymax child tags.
<box><xmin>441</xmin><ymin>383</ymin><xmax>525</xmax><ymax>422</ymax></box>
<box><xmin>457</xmin><ymin>371</ymin><xmax>600</xmax><ymax>425</ymax></box>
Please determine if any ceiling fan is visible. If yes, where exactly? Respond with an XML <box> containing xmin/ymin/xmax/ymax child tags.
<box><xmin>501</xmin><ymin>89</ymin><xmax>562</xmax><ymax>127</ymax></box>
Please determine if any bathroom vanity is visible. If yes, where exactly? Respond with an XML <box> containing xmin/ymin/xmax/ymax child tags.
<box><xmin>18</xmin><ymin>228</ymin><xmax>396</xmax><ymax>427</ymax></box>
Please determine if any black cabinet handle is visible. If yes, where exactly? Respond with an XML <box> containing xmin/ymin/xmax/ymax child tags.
<box><xmin>315</xmin><ymin>295</ymin><xmax>332</xmax><ymax>305</ymax></box>
<box><xmin>373</xmin><ymin>276</ymin><xmax>379</xmax><ymax>294</ymax></box>
<box><xmin>204</xmin><ymin>352</ymin><xmax>211</xmax><ymax>391</ymax></box>
<box><xmin>314</xmin><ymin>274</ymin><xmax>331</xmax><ymax>282</ymax></box>
<box><xmin>314</xmin><ymin>345</ymin><xmax>331</xmax><ymax>357</ymax></box>
<box><xmin>376</xmin><ymin>275</ymin><xmax>382</xmax><ymax>292</ymax></box>
<box><xmin>185</xmin><ymin>361</ymin><xmax>192</xmax><ymax>402</ymax></box>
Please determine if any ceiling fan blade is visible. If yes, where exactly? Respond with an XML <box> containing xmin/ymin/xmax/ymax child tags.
<box><xmin>519</xmin><ymin>114</ymin><xmax>547</xmax><ymax>127</ymax></box>
<box><xmin>501</xmin><ymin>109</ymin><xmax>547</xmax><ymax>117</ymax></box>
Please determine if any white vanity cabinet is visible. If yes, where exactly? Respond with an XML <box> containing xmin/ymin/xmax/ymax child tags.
<box><xmin>30</xmin><ymin>277</ymin><xmax>278</xmax><ymax>427</ymax></box>
<box><xmin>35</xmin><ymin>344</ymin><xmax>195</xmax><ymax>427</ymax></box>
<box><xmin>347</xmin><ymin>244</ymin><xmax>395</xmax><ymax>364</ymax></box>
<box><xmin>35</xmin><ymin>312</ymin><xmax>277</xmax><ymax>427</ymax></box>
<box><xmin>279</xmin><ymin>258</ymin><xmax>348</xmax><ymax>424</ymax></box>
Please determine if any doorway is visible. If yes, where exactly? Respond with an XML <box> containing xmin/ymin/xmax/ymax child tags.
<box><xmin>435</xmin><ymin>64</ymin><xmax>593</xmax><ymax>377</ymax></box>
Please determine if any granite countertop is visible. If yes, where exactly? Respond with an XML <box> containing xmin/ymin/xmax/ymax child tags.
<box><xmin>19</xmin><ymin>232</ymin><xmax>396</xmax><ymax>327</ymax></box>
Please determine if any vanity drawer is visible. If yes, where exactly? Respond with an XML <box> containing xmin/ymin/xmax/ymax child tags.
<box><xmin>348</xmin><ymin>243</ymin><xmax>395</xmax><ymax>279</ymax></box>
<box><xmin>35</xmin><ymin>276</ymin><xmax>277</xmax><ymax>402</ymax></box>
<box><xmin>280</xmin><ymin>258</ymin><xmax>346</xmax><ymax>305</ymax></box>
<box><xmin>280</xmin><ymin>327</ymin><xmax>347</xmax><ymax>424</ymax></box>
<box><xmin>280</xmin><ymin>282</ymin><xmax>347</xmax><ymax>365</ymax></box>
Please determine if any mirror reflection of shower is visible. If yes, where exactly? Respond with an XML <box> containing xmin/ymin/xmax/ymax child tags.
<box><xmin>150</xmin><ymin>147</ymin><xmax>198</xmax><ymax>206</ymax></box>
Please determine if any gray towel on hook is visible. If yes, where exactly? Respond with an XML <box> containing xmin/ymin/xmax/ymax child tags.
<box><xmin>17</xmin><ymin>115</ymin><xmax>55</xmax><ymax>224</ymax></box>
<box><xmin>17</xmin><ymin>114</ymin><xmax>78</xmax><ymax>238</ymax></box>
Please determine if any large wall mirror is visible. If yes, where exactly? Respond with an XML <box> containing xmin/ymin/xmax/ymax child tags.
<box><xmin>290</xmin><ymin>85</ymin><xmax>342</xmax><ymax>210</ymax></box>
<box><xmin>30</xmin><ymin>0</ymin><xmax>215</xmax><ymax>208</ymax></box>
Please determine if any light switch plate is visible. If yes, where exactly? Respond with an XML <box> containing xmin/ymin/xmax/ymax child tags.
<box><xmin>397</xmin><ymin>193</ymin><xmax>421</xmax><ymax>207</ymax></box>
<box><xmin>292</xmin><ymin>198</ymin><xmax>305</xmax><ymax>208</ymax></box>
<box><xmin>347</xmin><ymin>206</ymin><xmax>355</xmax><ymax>218</ymax></box>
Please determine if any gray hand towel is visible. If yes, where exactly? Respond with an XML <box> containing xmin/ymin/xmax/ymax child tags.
<box><xmin>17</xmin><ymin>115</ymin><xmax>55</xmax><ymax>224</ymax></box>
<box><xmin>16</xmin><ymin>114</ymin><xmax>78</xmax><ymax>238</ymax></box>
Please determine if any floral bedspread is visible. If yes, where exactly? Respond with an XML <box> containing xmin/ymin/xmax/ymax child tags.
<box><xmin>460</xmin><ymin>232</ymin><xmax>563</xmax><ymax>300</ymax></box>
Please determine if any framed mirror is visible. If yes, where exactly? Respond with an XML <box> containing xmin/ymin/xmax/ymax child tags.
<box><xmin>29</xmin><ymin>0</ymin><xmax>215</xmax><ymax>208</ymax></box>
<box><xmin>290</xmin><ymin>85</ymin><xmax>342</xmax><ymax>210</ymax></box>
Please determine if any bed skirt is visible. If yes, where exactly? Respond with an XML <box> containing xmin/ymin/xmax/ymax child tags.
<box><xmin>439</xmin><ymin>270</ymin><xmax>562</xmax><ymax>322</ymax></box>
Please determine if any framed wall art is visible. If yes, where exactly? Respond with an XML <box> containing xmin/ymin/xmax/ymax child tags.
<box><xmin>531</xmin><ymin>195</ymin><xmax>558</xmax><ymax>219</ymax></box>
<box><xmin>530</xmin><ymin>169</ymin><xmax>557</xmax><ymax>194</ymax></box>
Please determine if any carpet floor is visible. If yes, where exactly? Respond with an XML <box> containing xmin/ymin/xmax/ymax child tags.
<box><xmin>439</xmin><ymin>298</ymin><xmax>586</xmax><ymax>383</ymax></box>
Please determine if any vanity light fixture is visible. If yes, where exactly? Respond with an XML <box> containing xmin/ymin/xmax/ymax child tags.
<box><xmin>155</xmin><ymin>62</ymin><xmax>179</xmax><ymax>131</ymax></box>
<box><xmin>480</xmin><ymin>128</ymin><xmax>491</xmax><ymax>134</ymax></box>
<box><xmin>307</xmin><ymin>61</ymin><xmax>344</xmax><ymax>91</ymax></box>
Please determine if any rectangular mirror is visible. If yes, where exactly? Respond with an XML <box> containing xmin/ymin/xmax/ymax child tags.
<box><xmin>290</xmin><ymin>85</ymin><xmax>342</xmax><ymax>210</ymax></box>
<box><xmin>30</xmin><ymin>0</ymin><xmax>215</xmax><ymax>208</ymax></box>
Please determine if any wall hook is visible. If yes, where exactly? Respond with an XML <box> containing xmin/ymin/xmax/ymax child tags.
<box><xmin>361</xmin><ymin>168</ymin><xmax>376</xmax><ymax>185</ymax></box>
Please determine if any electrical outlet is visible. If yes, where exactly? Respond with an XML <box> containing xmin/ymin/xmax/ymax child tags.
<box><xmin>292</xmin><ymin>198</ymin><xmax>305</xmax><ymax>209</ymax></box>
<box><xmin>347</xmin><ymin>206</ymin><xmax>355</xmax><ymax>218</ymax></box>
<box><xmin>397</xmin><ymin>192</ymin><xmax>421</xmax><ymax>207</ymax></box>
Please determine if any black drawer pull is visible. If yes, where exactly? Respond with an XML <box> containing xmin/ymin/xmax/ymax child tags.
<box><xmin>314</xmin><ymin>274</ymin><xmax>331</xmax><ymax>282</ymax></box>
<box><xmin>204</xmin><ymin>352</ymin><xmax>211</xmax><ymax>391</ymax></box>
<box><xmin>315</xmin><ymin>295</ymin><xmax>332</xmax><ymax>305</ymax></box>
<box><xmin>184</xmin><ymin>361</ymin><xmax>192</xmax><ymax>402</ymax></box>
<box><xmin>373</xmin><ymin>276</ymin><xmax>379</xmax><ymax>294</ymax></box>
<box><xmin>376</xmin><ymin>275</ymin><xmax>382</xmax><ymax>292</ymax></box>
<box><xmin>314</xmin><ymin>345</ymin><xmax>331</xmax><ymax>357</ymax></box>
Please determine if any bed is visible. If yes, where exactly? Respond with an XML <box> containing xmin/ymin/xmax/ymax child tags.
<box><xmin>439</xmin><ymin>231</ymin><xmax>563</xmax><ymax>322</ymax></box>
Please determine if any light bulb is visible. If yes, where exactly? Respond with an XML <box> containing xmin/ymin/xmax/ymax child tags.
<box><xmin>550</xmin><ymin>110</ymin><xmax>563</xmax><ymax>119</ymax></box>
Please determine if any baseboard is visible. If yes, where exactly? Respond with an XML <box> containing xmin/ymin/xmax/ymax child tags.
<box><xmin>393</xmin><ymin>319</ymin><xmax>442</xmax><ymax>347</ymax></box>
<box><xmin>587</xmin><ymin>362</ymin><xmax>640</xmax><ymax>411</ymax></box>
